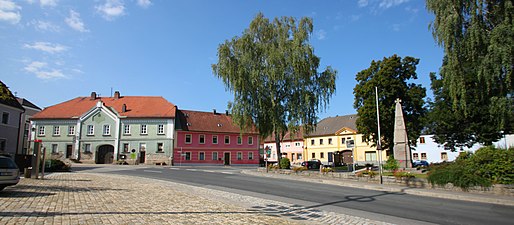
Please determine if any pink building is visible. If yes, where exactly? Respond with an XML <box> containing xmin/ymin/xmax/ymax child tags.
<box><xmin>263</xmin><ymin>129</ymin><xmax>304</xmax><ymax>164</ymax></box>
<box><xmin>174</xmin><ymin>109</ymin><xmax>259</xmax><ymax>166</ymax></box>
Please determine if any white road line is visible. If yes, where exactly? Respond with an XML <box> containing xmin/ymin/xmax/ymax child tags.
<box><xmin>143</xmin><ymin>170</ymin><xmax>163</xmax><ymax>173</ymax></box>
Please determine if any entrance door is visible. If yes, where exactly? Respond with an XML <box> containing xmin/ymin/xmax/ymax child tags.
<box><xmin>96</xmin><ymin>145</ymin><xmax>114</xmax><ymax>164</ymax></box>
<box><xmin>224</xmin><ymin>152</ymin><xmax>230</xmax><ymax>165</ymax></box>
<box><xmin>139</xmin><ymin>151</ymin><xmax>146</xmax><ymax>164</ymax></box>
<box><xmin>66</xmin><ymin>145</ymin><xmax>73</xmax><ymax>158</ymax></box>
<box><xmin>342</xmin><ymin>150</ymin><xmax>353</xmax><ymax>165</ymax></box>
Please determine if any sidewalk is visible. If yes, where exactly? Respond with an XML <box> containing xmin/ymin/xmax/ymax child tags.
<box><xmin>241</xmin><ymin>170</ymin><xmax>514</xmax><ymax>206</ymax></box>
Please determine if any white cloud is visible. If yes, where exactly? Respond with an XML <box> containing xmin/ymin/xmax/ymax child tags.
<box><xmin>65</xmin><ymin>10</ymin><xmax>89</xmax><ymax>32</ymax></box>
<box><xmin>379</xmin><ymin>0</ymin><xmax>410</xmax><ymax>9</ymax></box>
<box><xmin>31</xmin><ymin>20</ymin><xmax>60</xmax><ymax>32</ymax></box>
<box><xmin>24</xmin><ymin>61</ymin><xmax>66</xmax><ymax>79</ymax></box>
<box><xmin>96</xmin><ymin>0</ymin><xmax>125</xmax><ymax>20</ymax></box>
<box><xmin>40</xmin><ymin>0</ymin><xmax>58</xmax><ymax>7</ymax></box>
<box><xmin>316</xmin><ymin>29</ymin><xmax>326</xmax><ymax>40</ymax></box>
<box><xmin>358</xmin><ymin>0</ymin><xmax>369</xmax><ymax>7</ymax></box>
<box><xmin>405</xmin><ymin>6</ymin><xmax>419</xmax><ymax>14</ymax></box>
<box><xmin>137</xmin><ymin>0</ymin><xmax>151</xmax><ymax>8</ymax></box>
<box><xmin>0</xmin><ymin>0</ymin><xmax>22</xmax><ymax>24</ymax></box>
<box><xmin>24</xmin><ymin>42</ymin><xmax>68</xmax><ymax>54</ymax></box>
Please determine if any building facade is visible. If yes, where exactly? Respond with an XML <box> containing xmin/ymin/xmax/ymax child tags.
<box><xmin>0</xmin><ymin>81</ymin><xmax>25</xmax><ymax>156</ymax></box>
<box><xmin>16</xmin><ymin>98</ymin><xmax>41</xmax><ymax>155</ymax></box>
<box><xmin>263</xmin><ymin>130</ymin><xmax>304</xmax><ymax>164</ymax></box>
<box><xmin>304</xmin><ymin>115</ymin><xmax>387</xmax><ymax>166</ymax></box>
<box><xmin>174</xmin><ymin>109</ymin><xmax>259</xmax><ymax>166</ymax></box>
<box><xmin>30</xmin><ymin>92</ymin><xmax>175</xmax><ymax>165</ymax></box>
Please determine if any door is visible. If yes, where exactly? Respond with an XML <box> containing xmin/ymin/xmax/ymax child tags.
<box><xmin>96</xmin><ymin>145</ymin><xmax>114</xmax><ymax>164</ymax></box>
<box><xmin>342</xmin><ymin>150</ymin><xmax>353</xmax><ymax>165</ymax></box>
<box><xmin>139</xmin><ymin>151</ymin><xmax>146</xmax><ymax>164</ymax></box>
<box><xmin>224</xmin><ymin>152</ymin><xmax>230</xmax><ymax>165</ymax></box>
<box><xmin>66</xmin><ymin>145</ymin><xmax>73</xmax><ymax>158</ymax></box>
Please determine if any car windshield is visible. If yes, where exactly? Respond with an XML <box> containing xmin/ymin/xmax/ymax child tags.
<box><xmin>0</xmin><ymin>158</ymin><xmax>18</xmax><ymax>169</ymax></box>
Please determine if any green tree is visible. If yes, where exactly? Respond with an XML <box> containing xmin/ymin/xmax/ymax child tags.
<box><xmin>354</xmin><ymin>55</ymin><xmax>427</xmax><ymax>153</ymax></box>
<box><xmin>212</xmin><ymin>13</ymin><xmax>337</xmax><ymax>161</ymax></box>
<box><xmin>426</xmin><ymin>0</ymin><xmax>514</xmax><ymax>146</ymax></box>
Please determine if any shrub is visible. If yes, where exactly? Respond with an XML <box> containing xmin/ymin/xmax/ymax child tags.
<box><xmin>279</xmin><ymin>157</ymin><xmax>291</xmax><ymax>169</ymax></box>
<box><xmin>394</xmin><ymin>171</ymin><xmax>415</xmax><ymax>179</ymax></box>
<box><xmin>292</xmin><ymin>166</ymin><xmax>306</xmax><ymax>172</ymax></box>
<box><xmin>383</xmin><ymin>156</ymin><xmax>399</xmax><ymax>171</ymax></box>
<box><xmin>322</xmin><ymin>167</ymin><xmax>334</xmax><ymax>173</ymax></box>
<box><xmin>42</xmin><ymin>159</ymin><xmax>71</xmax><ymax>172</ymax></box>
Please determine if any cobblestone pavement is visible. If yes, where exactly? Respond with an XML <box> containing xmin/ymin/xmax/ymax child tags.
<box><xmin>0</xmin><ymin>172</ymin><xmax>393</xmax><ymax>225</ymax></box>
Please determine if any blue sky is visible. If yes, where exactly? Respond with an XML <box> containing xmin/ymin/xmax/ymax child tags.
<box><xmin>0</xmin><ymin>0</ymin><xmax>442</xmax><ymax>119</ymax></box>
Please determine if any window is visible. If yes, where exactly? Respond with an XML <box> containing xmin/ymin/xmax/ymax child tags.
<box><xmin>441</xmin><ymin>152</ymin><xmax>448</xmax><ymax>161</ymax></box>
<box><xmin>212</xmin><ymin>152</ymin><xmax>218</xmax><ymax>160</ymax></box>
<box><xmin>319</xmin><ymin>139</ymin><xmax>324</xmax><ymax>145</ymax></box>
<box><xmin>320</xmin><ymin>152</ymin><xmax>325</xmax><ymax>159</ymax></box>
<box><xmin>84</xmin><ymin>144</ymin><xmax>91</xmax><ymax>153</ymax></box>
<box><xmin>295</xmin><ymin>142</ymin><xmax>301</xmax><ymax>147</ymax></box>
<box><xmin>237</xmin><ymin>136</ymin><xmax>242</xmax><ymax>145</ymax></box>
<box><xmin>212</xmin><ymin>135</ymin><xmax>218</xmax><ymax>144</ymax></box>
<box><xmin>312</xmin><ymin>153</ymin><xmax>315</xmax><ymax>159</ymax></box>
<box><xmin>124</xmin><ymin>124</ymin><xmax>130</xmax><ymax>135</ymax></box>
<box><xmin>421</xmin><ymin>153</ymin><xmax>427</xmax><ymax>160</ymax></box>
<box><xmin>53</xmin><ymin>126</ymin><xmax>60</xmax><ymax>136</ymax></box>
<box><xmin>420</xmin><ymin>137</ymin><xmax>426</xmax><ymax>144</ymax></box>
<box><xmin>68</xmin><ymin>126</ymin><xmax>75</xmax><ymax>135</ymax></box>
<box><xmin>328</xmin><ymin>138</ymin><xmax>333</xmax><ymax>145</ymax></box>
<box><xmin>140</xmin><ymin>124</ymin><xmax>147</xmax><ymax>134</ymax></box>
<box><xmin>158</xmin><ymin>124</ymin><xmax>165</xmax><ymax>134</ymax></box>
<box><xmin>285</xmin><ymin>144</ymin><xmax>291</xmax><ymax>148</ymax></box>
<box><xmin>248</xmin><ymin>136</ymin><xmax>253</xmax><ymax>145</ymax></box>
<box><xmin>123</xmin><ymin>143</ymin><xmax>129</xmax><ymax>153</ymax></box>
<box><xmin>87</xmin><ymin>125</ymin><xmax>94</xmax><ymax>135</ymax></box>
<box><xmin>1</xmin><ymin>112</ymin><xmax>8</xmax><ymax>124</ymax></box>
<box><xmin>224</xmin><ymin>135</ymin><xmax>230</xmax><ymax>144</ymax></box>
<box><xmin>298</xmin><ymin>153</ymin><xmax>303</xmax><ymax>160</ymax></box>
<box><xmin>346</xmin><ymin>140</ymin><xmax>355</xmax><ymax>148</ymax></box>
<box><xmin>237</xmin><ymin>152</ymin><xmax>242</xmax><ymax>160</ymax></box>
<box><xmin>199</xmin><ymin>152</ymin><xmax>205</xmax><ymax>160</ymax></box>
<box><xmin>0</xmin><ymin>139</ymin><xmax>5</xmax><ymax>151</ymax></box>
<box><xmin>311</xmin><ymin>140</ymin><xmax>315</xmax><ymax>145</ymax></box>
<box><xmin>199</xmin><ymin>134</ymin><xmax>205</xmax><ymax>144</ymax></box>
<box><xmin>52</xmin><ymin>144</ymin><xmax>58</xmax><ymax>154</ymax></box>
<box><xmin>185</xmin><ymin>152</ymin><xmax>191</xmax><ymax>160</ymax></box>
<box><xmin>341</xmin><ymin>138</ymin><xmax>346</xmax><ymax>145</ymax></box>
<box><xmin>365</xmin><ymin>151</ymin><xmax>377</xmax><ymax>161</ymax></box>
<box><xmin>157</xmin><ymin>143</ymin><xmax>163</xmax><ymax>152</ymax></box>
<box><xmin>413</xmin><ymin>153</ymin><xmax>419</xmax><ymax>160</ymax></box>
<box><xmin>103</xmin><ymin>125</ymin><xmax>110</xmax><ymax>135</ymax></box>
<box><xmin>185</xmin><ymin>134</ymin><xmax>192</xmax><ymax>144</ymax></box>
<box><xmin>249</xmin><ymin>152</ymin><xmax>254</xmax><ymax>160</ymax></box>
<box><xmin>38</xmin><ymin>126</ymin><xmax>45</xmax><ymax>136</ymax></box>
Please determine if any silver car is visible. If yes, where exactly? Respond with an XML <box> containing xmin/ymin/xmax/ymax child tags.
<box><xmin>0</xmin><ymin>156</ymin><xmax>20</xmax><ymax>191</ymax></box>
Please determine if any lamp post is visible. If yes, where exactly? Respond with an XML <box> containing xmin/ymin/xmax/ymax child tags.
<box><xmin>376</xmin><ymin>86</ymin><xmax>383</xmax><ymax>184</ymax></box>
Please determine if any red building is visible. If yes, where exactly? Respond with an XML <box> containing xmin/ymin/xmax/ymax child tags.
<box><xmin>174</xmin><ymin>109</ymin><xmax>259</xmax><ymax>166</ymax></box>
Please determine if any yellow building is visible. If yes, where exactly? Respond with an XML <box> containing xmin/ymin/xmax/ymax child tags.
<box><xmin>303</xmin><ymin>115</ymin><xmax>387</xmax><ymax>166</ymax></box>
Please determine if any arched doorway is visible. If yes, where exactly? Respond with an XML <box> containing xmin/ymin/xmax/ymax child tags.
<box><xmin>96</xmin><ymin>145</ymin><xmax>114</xmax><ymax>164</ymax></box>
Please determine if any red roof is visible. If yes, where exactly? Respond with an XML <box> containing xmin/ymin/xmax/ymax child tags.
<box><xmin>178</xmin><ymin>110</ymin><xmax>258</xmax><ymax>134</ymax></box>
<box><xmin>263</xmin><ymin>128</ymin><xmax>304</xmax><ymax>143</ymax></box>
<box><xmin>32</xmin><ymin>96</ymin><xmax>176</xmax><ymax>119</ymax></box>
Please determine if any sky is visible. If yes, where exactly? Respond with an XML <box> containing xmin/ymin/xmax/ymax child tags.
<box><xmin>0</xmin><ymin>0</ymin><xmax>443</xmax><ymax>120</ymax></box>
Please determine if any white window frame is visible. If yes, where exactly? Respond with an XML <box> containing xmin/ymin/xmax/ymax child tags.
<box><xmin>237</xmin><ymin>136</ymin><xmax>242</xmax><ymax>145</ymax></box>
<box><xmin>224</xmin><ymin>135</ymin><xmax>230</xmax><ymax>144</ymax></box>
<box><xmin>237</xmin><ymin>152</ymin><xmax>242</xmax><ymax>160</ymax></box>
<box><xmin>52</xmin><ymin>144</ymin><xmax>58</xmax><ymax>154</ymax></box>
<box><xmin>87</xmin><ymin>125</ymin><xmax>94</xmax><ymax>135</ymax></box>
<box><xmin>157</xmin><ymin>143</ymin><xmax>164</xmax><ymax>152</ymax></box>
<box><xmin>38</xmin><ymin>126</ymin><xmax>45</xmax><ymax>136</ymax></box>
<box><xmin>212</xmin><ymin>135</ymin><xmax>218</xmax><ymax>144</ymax></box>
<box><xmin>185</xmin><ymin>134</ymin><xmax>192</xmax><ymax>144</ymax></box>
<box><xmin>185</xmin><ymin>152</ymin><xmax>191</xmax><ymax>160</ymax></box>
<box><xmin>68</xmin><ymin>126</ymin><xmax>75</xmax><ymax>136</ymax></box>
<box><xmin>103</xmin><ymin>125</ymin><xmax>110</xmax><ymax>135</ymax></box>
<box><xmin>123</xmin><ymin>143</ymin><xmax>129</xmax><ymax>153</ymax></box>
<box><xmin>199</xmin><ymin>134</ymin><xmax>205</xmax><ymax>144</ymax></box>
<box><xmin>1</xmin><ymin>112</ymin><xmax>8</xmax><ymax>124</ymax></box>
<box><xmin>413</xmin><ymin>153</ymin><xmax>419</xmax><ymax>160</ymax></box>
<box><xmin>158</xmin><ymin>124</ymin><xmax>165</xmax><ymax>134</ymax></box>
<box><xmin>249</xmin><ymin>152</ymin><xmax>254</xmax><ymax>160</ymax></box>
<box><xmin>295</xmin><ymin>142</ymin><xmax>301</xmax><ymax>147</ymax></box>
<box><xmin>248</xmin><ymin>136</ymin><xmax>253</xmax><ymax>145</ymax></box>
<box><xmin>84</xmin><ymin>144</ymin><xmax>91</xmax><ymax>153</ymax></box>
<box><xmin>140</xmin><ymin>124</ymin><xmax>147</xmax><ymax>134</ymax></box>
<box><xmin>53</xmin><ymin>126</ymin><xmax>60</xmax><ymax>136</ymax></box>
<box><xmin>124</xmin><ymin>124</ymin><xmax>131</xmax><ymax>135</ymax></box>
<box><xmin>199</xmin><ymin>152</ymin><xmax>205</xmax><ymax>160</ymax></box>
<box><xmin>212</xmin><ymin>152</ymin><xmax>218</xmax><ymax>160</ymax></box>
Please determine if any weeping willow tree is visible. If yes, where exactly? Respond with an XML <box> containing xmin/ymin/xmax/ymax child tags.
<box><xmin>426</xmin><ymin>0</ymin><xmax>514</xmax><ymax>146</ymax></box>
<box><xmin>212</xmin><ymin>13</ymin><xmax>337</xmax><ymax>161</ymax></box>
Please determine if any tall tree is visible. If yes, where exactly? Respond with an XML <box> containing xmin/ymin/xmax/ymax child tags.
<box><xmin>212</xmin><ymin>13</ymin><xmax>337</xmax><ymax>161</ymax></box>
<box><xmin>354</xmin><ymin>55</ymin><xmax>427</xmax><ymax>154</ymax></box>
<box><xmin>426</xmin><ymin>0</ymin><xmax>514</xmax><ymax>145</ymax></box>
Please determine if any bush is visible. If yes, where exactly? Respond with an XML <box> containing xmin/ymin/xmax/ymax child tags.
<box><xmin>41</xmin><ymin>159</ymin><xmax>71</xmax><ymax>172</ymax></box>
<box><xmin>383</xmin><ymin>156</ymin><xmax>399</xmax><ymax>171</ymax></box>
<box><xmin>279</xmin><ymin>157</ymin><xmax>291</xmax><ymax>169</ymax></box>
<box><xmin>292</xmin><ymin>166</ymin><xmax>306</xmax><ymax>172</ymax></box>
<box><xmin>394</xmin><ymin>171</ymin><xmax>415</xmax><ymax>179</ymax></box>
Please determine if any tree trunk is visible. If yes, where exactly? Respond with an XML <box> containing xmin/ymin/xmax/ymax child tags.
<box><xmin>275</xmin><ymin>132</ymin><xmax>281</xmax><ymax>163</ymax></box>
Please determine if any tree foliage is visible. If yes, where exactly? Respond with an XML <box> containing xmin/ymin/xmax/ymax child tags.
<box><xmin>426</xmin><ymin>0</ymin><xmax>514</xmax><ymax>146</ymax></box>
<box><xmin>354</xmin><ymin>55</ymin><xmax>427</xmax><ymax>153</ymax></box>
<box><xmin>212</xmin><ymin>13</ymin><xmax>337</xmax><ymax>160</ymax></box>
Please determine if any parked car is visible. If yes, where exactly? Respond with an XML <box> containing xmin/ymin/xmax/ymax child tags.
<box><xmin>0</xmin><ymin>156</ymin><xmax>20</xmax><ymax>191</ymax></box>
<box><xmin>412</xmin><ymin>160</ymin><xmax>429</xmax><ymax>167</ymax></box>
<box><xmin>301</xmin><ymin>160</ymin><xmax>322</xmax><ymax>169</ymax></box>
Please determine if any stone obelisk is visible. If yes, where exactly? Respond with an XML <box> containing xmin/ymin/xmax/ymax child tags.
<box><xmin>393</xmin><ymin>99</ymin><xmax>412</xmax><ymax>168</ymax></box>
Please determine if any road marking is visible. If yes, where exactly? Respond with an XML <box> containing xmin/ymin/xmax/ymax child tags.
<box><xmin>169</xmin><ymin>168</ymin><xmax>179</xmax><ymax>170</ymax></box>
<box><xmin>143</xmin><ymin>170</ymin><xmax>163</xmax><ymax>173</ymax></box>
<box><xmin>186</xmin><ymin>169</ymin><xmax>199</xmax><ymax>171</ymax></box>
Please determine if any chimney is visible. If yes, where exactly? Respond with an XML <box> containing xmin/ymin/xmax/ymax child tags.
<box><xmin>122</xmin><ymin>104</ymin><xmax>127</xmax><ymax>113</ymax></box>
<box><xmin>225</xmin><ymin>110</ymin><xmax>229</xmax><ymax>116</ymax></box>
<box><xmin>90</xmin><ymin>92</ymin><xmax>97</xmax><ymax>100</ymax></box>
<box><xmin>213</xmin><ymin>109</ymin><xmax>217</xmax><ymax>114</ymax></box>
<box><xmin>114</xmin><ymin>91</ymin><xmax>121</xmax><ymax>99</ymax></box>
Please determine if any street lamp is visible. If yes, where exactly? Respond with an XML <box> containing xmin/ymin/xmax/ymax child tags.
<box><xmin>376</xmin><ymin>86</ymin><xmax>383</xmax><ymax>185</ymax></box>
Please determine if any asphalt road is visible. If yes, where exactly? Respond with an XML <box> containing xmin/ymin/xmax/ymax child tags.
<box><xmin>74</xmin><ymin>165</ymin><xmax>514</xmax><ymax>225</ymax></box>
